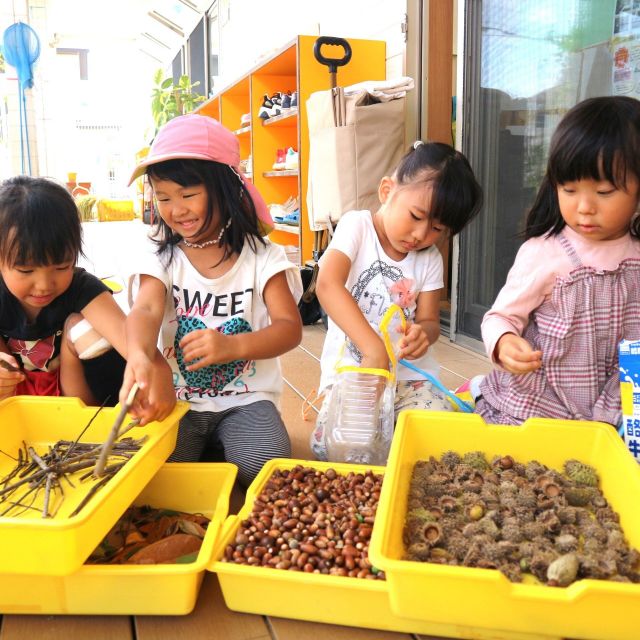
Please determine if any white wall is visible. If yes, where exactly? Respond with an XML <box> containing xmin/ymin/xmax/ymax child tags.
<box><xmin>217</xmin><ymin>0</ymin><xmax>407</xmax><ymax>87</ymax></box>
<box><xmin>1</xmin><ymin>0</ymin><xmax>159</xmax><ymax>189</ymax></box>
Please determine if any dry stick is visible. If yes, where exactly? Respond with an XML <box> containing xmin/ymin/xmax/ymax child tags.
<box><xmin>42</xmin><ymin>473</ymin><xmax>55</xmax><ymax>518</ymax></box>
<box><xmin>94</xmin><ymin>383</ymin><xmax>139</xmax><ymax>478</ymax></box>
<box><xmin>28</xmin><ymin>447</ymin><xmax>49</xmax><ymax>472</ymax></box>
<box><xmin>0</xmin><ymin>458</ymin><xmax>95</xmax><ymax>498</ymax></box>
<box><xmin>69</xmin><ymin>474</ymin><xmax>112</xmax><ymax>517</ymax></box>
<box><xmin>1</xmin><ymin>477</ymin><xmax>45</xmax><ymax>516</ymax></box>
<box><xmin>0</xmin><ymin>359</ymin><xmax>20</xmax><ymax>373</ymax></box>
<box><xmin>59</xmin><ymin>400</ymin><xmax>110</xmax><ymax>464</ymax></box>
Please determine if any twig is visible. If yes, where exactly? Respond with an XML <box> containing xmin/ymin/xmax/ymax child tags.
<box><xmin>42</xmin><ymin>473</ymin><xmax>55</xmax><ymax>518</ymax></box>
<box><xmin>69</xmin><ymin>475</ymin><xmax>112</xmax><ymax>517</ymax></box>
<box><xmin>94</xmin><ymin>384</ymin><xmax>139</xmax><ymax>477</ymax></box>
<box><xmin>0</xmin><ymin>359</ymin><xmax>20</xmax><ymax>373</ymax></box>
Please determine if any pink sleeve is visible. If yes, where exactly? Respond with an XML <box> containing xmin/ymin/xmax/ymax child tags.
<box><xmin>481</xmin><ymin>237</ymin><xmax>564</xmax><ymax>363</ymax></box>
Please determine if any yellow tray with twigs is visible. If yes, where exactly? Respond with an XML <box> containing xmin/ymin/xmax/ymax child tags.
<box><xmin>0</xmin><ymin>463</ymin><xmax>237</xmax><ymax>614</ymax></box>
<box><xmin>0</xmin><ymin>396</ymin><xmax>187</xmax><ymax>575</ymax></box>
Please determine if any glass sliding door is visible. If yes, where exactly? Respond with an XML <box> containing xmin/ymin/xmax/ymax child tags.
<box><xmin>456</xmin><ymin>0</ymin><xmax>618</xmax><ymax>344</ymax></box>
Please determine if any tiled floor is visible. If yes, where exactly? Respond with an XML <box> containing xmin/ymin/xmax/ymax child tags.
<box><xmin>281</xmin><ymin>323</ymin><xmax>493</xmax><ymax>461</ymax></box>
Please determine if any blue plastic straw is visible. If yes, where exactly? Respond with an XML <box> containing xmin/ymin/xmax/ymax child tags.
<box><xmin>398</xmin><ymin>359</ymin><xmax>474</xmax><ymax>413</ymax></box>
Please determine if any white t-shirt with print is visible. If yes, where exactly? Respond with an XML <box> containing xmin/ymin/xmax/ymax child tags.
<box><xmin>132</xmin><ymin>238</ymin><xmax>303</xmax><ymax>412</ymax></box>
<box><xmin>318</xmin><ymin>210</ymin><xmax>444</xmax><ymax>393</ymax></box>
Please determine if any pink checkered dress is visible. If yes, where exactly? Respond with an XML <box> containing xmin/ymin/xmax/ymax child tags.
<box><xmin>477</xmin><ymin>233</ymin><xmax>640</xmax><ymax>426</ymax></box>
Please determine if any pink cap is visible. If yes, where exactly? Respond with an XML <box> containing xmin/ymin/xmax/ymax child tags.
<box><xmin>129</xmin><ymin>114</ymin><xmax>273</xmax><ymax>230</ymax></box>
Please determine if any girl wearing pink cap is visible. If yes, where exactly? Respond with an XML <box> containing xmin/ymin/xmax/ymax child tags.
<box><xmin>122</xmin><ymin>114</ymin><xmax>303</xmax><ymax>485</ymax></box>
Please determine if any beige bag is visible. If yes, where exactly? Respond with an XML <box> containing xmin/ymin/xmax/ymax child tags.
<box><xmin>306</xmin><ymin>87</ymin><xmax>406</xmax><ymax>232</ymax></box>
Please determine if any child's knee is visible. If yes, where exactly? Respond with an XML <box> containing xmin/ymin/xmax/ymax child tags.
<box><xmin>64</xmin><ymin>315</ymin><xmax>112</xmax><ymax>360</ymax></box>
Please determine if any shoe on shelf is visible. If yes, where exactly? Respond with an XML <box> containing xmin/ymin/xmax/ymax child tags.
<box><xmin>284</xmin><ymin>147</ymin><xmax>298</xmax><ymax>171</ymax></box>
<box><xmin>239</xmin><ymin>155</ymin><xmax>252</xmax><ymax>175</ymax></box>
<box><xmin>270</xmin><ymin>92</ymin><xmax>283</xmax><ymax>108</ymax></box>
<box><xmin>281</xmin><ymin>209</ymin><xmax>300</xmax><ymax>226</ymax></box>
<box><xmin>240</xmin><ymin>112</ymin><xmax>251</xmax><ymax>127</ymax></box>
<box><xmin>272</xmin><ymin>148</ymin><xmax>286</xmax><ymax>170</ymax></box>
<box><xmin>258</xmin><ymin>94</ymin><xmax>280</xmax><ymax>120</ymax></box>
<box><xmin>270</xmin><ymin>195</ymin><xmax>299</xmax><ymax>221</ymax></box>
<box><xmin>281</xmin><ymin>91</ymin><xmax>292</xmax><ymax>111</ymax></box>
<box><xmin>290</xmin><ymin>91</ymin><xmax>298</xmax><ymax>108</ymax></box>
<box><xmin>274</xmin><ymin>210</ymin><xmax>299</xmax><ymax>225</ymax></box>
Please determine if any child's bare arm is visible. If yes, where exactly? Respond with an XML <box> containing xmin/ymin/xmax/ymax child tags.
<box><xmin>80</xmin><ymin>291</ymin><xmax>128</xmax><ymax>356</ymax></box>
<box><xmin>179</xmin><ymin>271</ymin><xmax>302</xmax><ymax>369</ymax></box>
<box><xmin>121</xmin><ymin>275</ymin><xmax>176</xmax><ymax>424</ymax></box>
<box><xmin>315</xmin><ymin>249</ymin><xmax>388</xmax><ymax>371</ymax></box>
<box><xmin>400</xmin><ymin>289</ymin><xmax>441</xmax><ymax>360</ymax></box>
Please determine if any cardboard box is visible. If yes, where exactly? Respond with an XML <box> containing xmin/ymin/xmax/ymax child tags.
<box><xmin>619</xmin><ymin>338</ymin><xmax>640</xmax><ymax>461</ymax></box>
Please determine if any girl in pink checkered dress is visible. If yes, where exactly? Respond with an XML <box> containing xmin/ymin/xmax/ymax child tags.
<box><xmin>477</xmin><ymin>96</ymin><xmax>640</xmax><ymax>427</ymax></box>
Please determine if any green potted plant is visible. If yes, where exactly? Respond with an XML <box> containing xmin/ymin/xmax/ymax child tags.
<box><xmin>150</xmin><ymin>69</ymin><xmax>207</xmax><ymax>134</ymax></box>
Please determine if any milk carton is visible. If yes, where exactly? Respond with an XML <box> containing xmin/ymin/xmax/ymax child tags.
<box><xmin>619</xmin><ymin>339</ymin><xmax>640</xmax><ymax>461</ymax></box>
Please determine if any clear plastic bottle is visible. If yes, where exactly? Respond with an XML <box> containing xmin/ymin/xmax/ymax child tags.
<box><xmin>325</xmin><ymin>368</ymin><xmax>394</xmax><ymax>465</ymax></box>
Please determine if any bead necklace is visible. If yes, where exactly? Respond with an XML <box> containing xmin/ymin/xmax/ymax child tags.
<box><xmin>182</xmin><ymin>219</ymin><xmax>232</xmax><ymax>249</ymax></box>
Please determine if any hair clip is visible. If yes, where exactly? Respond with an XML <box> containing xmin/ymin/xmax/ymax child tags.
<box><xmin>413</xmin><ymin>140</ymin><xmax>425</xmax><ymax>150</ymax></box>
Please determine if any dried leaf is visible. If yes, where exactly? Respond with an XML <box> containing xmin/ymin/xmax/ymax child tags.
<box><xmin>177</xmin><ymin>518</ymin><xmax>206</xmax><ymax>538</ymax></box>
<box><xmin>127</xmin><ymin>533</ymin><xmax>203</xmax><ymax>564</ymax></box>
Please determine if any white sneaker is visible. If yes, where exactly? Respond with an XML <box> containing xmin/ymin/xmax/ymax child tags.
<box><xmin>284</xmin><ymin>147</ymin><xmax>298</xmax><ymax>171</ymax></box>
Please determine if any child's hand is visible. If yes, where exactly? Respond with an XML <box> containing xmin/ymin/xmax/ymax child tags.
<box><xmin>495</xmin><ymin>333</ymin><xmax>542</xmax><ymax>374</ymax></box>
<box><xmin>0</xmin><ymin>354</ymin><xmax>24</xmax><ymax>401</ymax></box>
<box><xmin>398</xmin><ymin>323</ymin><xmax>429</xmax><ymax>360</ymax></box>
<box><xmin>180</xmin><ymin>328</ymin><xmax>233</xmax><ymax>371</ymax></box>
<box><xmin>120</xmin><ymin>354</ymin><xmax>175</xmax><ymax>426</ymax></box>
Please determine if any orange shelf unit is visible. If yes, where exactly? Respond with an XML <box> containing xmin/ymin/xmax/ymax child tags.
<box><xmin>196</xmin><ymin>35</ymin><xmax>386</xmax><ymax>265</ymax></box>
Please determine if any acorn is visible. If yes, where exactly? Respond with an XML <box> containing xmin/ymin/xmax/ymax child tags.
<box><xmin>524</xmin><ymin>460</ymin><xmax>547</xmax><ymax>482</ymax></box>
<box><xmin>563</xmin><ymin>460</ymin><xmax>599</xmax><ymax>487</ymax></box>
<box><xmin>420</xmin><ymin>521</ymin><xmax>444</xmax><ymax>546</ymax></box>
<box><xmin>501</xmin><ymin>523</ymin><xmax>524</xmax><ymax>543</ymax></box>
<box><xmin>440</xmin><ymin>450</ymin><xmax>462</xmax><ymax>468</ymax></box>
<box><xmin>564</xmin><ymin>486</ymin><xmax>597</xmax><ymax>507</ymax></box>
<box><xmin>439</xmin><ymin>495</ymin><xmax>458</xmax><ymax>513</ymax></box>
<box><xmin>547</xmin><ymin>553</ymin><xmax>579</xmax><ymax>587</ymax></box>
<box><xmin>540</xmin><ymin>478</ymin><xmax>562</xmax><ymax>498</ymax></box>
<box><xmin>493</xmin><ymin>455</ymin><xmax>514</xmax><ymax>470</ymax></box>
<box><xmin>462</xmin><ymin>451</ymin><xmax>490</xmax><ymax>471</ymax></box>
<box><xmin>555</xmin><ymin>534</ymin><xmax>577</xmax><ymax>553</ymax></box>
<box><xmin>406</xmin><ymin>542</ymin><xmax>431</xmax><ymax>561</ymax></box>
<box><xmin>467</xmin><ymin>504</ymin><xmax>485</xmax><ymax>521</ymax></box>
<box><xmin>499</xmin><ymin>562</ymin><xmax>523</xmax><ymax>583</ymax></box>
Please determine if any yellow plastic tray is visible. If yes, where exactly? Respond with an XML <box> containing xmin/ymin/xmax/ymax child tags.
<box><xmin>211</xmin><ymin>458</ymin><xmax>559</xmax><ymax>639</ymax></box>
<box><xmin>0</xmin><ymin>462</ymin><xmax>237</xmax><ymax>614</ymax></box>
<box><xmin>0</xmin><ymin>396</ymin><xmax>188</xmax><ymax>576</ymax></box>
<box><xmin>368</xmin><ymin>411</ymin><xmax>640</xmax><ymax>640</ymax></box>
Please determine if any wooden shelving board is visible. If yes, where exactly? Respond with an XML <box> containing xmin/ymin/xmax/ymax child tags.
<box><xmin>263</xmin><ymin>170</ymin><xmax>298</xmax><ymax>178</ymax></box>
<box><xmin>262</xmin><ymin>109</ymin><xmax>298</xmax><ymax>127</ymax></box>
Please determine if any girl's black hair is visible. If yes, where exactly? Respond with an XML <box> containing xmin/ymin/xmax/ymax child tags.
<box><xmin>146</xmin><ymin>158</ymin><xmax>265</xmax><ymax>261</ymax></box>
<box><xmin>394</xmin><ymin>141</ymin><xmax>483</xmax><ymax>235</ymax></box>
<box><xmin>525</xmin><ymin>96</ymin><xmax>640</xmax><ymax>239</ymax></box>
<box><xmin>0</xmin><ymin>175</ymin><xmax>83</xmax><ymax>267</ymax></box>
